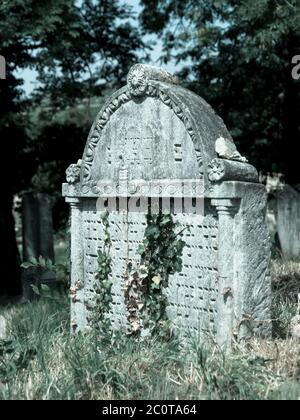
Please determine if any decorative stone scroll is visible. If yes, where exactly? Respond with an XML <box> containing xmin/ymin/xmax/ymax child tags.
<box><xmin>63</xmin><ymin>63</ymin><xmax>272</xmax><ymax>348</ymax></box>
<box><xmin>207</xmin><ymin>158</ymin><xmax>258</xmax><ymax>183</ymax></box>
<box><xmin>127</xmin><ymin>64</ymin><xmax>179</xmax><ymax>97</ymax></box>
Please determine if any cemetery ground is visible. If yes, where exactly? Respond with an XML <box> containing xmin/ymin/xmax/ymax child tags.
<box><xmin>0</xmin><ymin>255</ymin><xmax>299</xmax><ymax>400</ymax></box>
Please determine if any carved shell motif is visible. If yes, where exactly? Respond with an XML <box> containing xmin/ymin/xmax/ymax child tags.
<box><xmin>127</xmin><ymin>64</ymin><xmax>148</xmax><ymax>97</ymax></box>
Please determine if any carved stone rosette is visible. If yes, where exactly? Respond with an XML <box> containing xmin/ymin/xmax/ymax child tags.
<box><xmin>127</xmin><ymin>64</ymin><xmax>148</xmax><ymax>97</ymax></box>
<box><xmin>208</xmin><ymin>159</ymin><xmax>226</xmax><ymax>182</ymax></box>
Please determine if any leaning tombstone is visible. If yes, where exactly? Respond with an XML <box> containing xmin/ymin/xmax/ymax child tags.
<box><xmin>22</xmin><ymin>192</ymin><xmax>56</xmax><ymax>300</ymax></box>
<box><xmin>63</xmin><ymin>64</ymin><xmax>272</xmax><ymax>348</ymax></box>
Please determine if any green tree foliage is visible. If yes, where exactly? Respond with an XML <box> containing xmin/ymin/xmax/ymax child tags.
<box><xmin>1</xmin><ymin>0</ymin><xmax>147</xmax><ymax>193</ymax></box>
<box><xmin>140</xmin><ymin>0</ymin><xmax>300</xmax><ymax>183</ymax></box>
<box><xmin>0</xmin><ymin>0</ymin><xmax>146</xmax><ymax>294</ymax></box>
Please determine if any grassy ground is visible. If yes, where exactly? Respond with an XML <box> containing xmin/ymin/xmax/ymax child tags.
<box><xmin>0</xmin><ymin>259</ymin><xmax>299</xmax><ymax>400</ymax></box>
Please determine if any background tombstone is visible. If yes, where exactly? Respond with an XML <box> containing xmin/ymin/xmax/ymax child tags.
<box><xmin>22</xmin><ymin>192</ymin><xmax>55</xmax><ymax>299</ymax></box>
<box><xmin>63</xmin><ymin>64</ymin><xmax>272</xmax><ymax>348</ymax></box>
<box><xmin>264</xmin><ymin>174</ymin><xmax>300</xmax><ymax>260</ymax></box>
<box><xmin>264</xmin><ymin>173</ymin><xmax>285</xmax><ymax>255</ymax></box>
<box><xmin>0</xmin><ymin>55</ymin><xmax>5</xmax><ymax>79</ymax></box>
<box><xmin>276</xmin><ymin>185</ymin><xmax>300</xmax><ymax>259</ymax></box>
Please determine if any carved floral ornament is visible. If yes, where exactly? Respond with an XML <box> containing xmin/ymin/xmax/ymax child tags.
<box><xmin>127</xmin><ymin>65</ymin><xmax>148</xmax><ymax>97</ymax></box>
<box><xmin>66</xmin><ymin>160</ymin><xmax>82</xmax><ymax>184</ymax></box>
<box><xmin>127</xmin><ymin>64</ymin><xmax>179</xmax><ymax>97</ymax></box>
<box><xmin>207</xmin><ymin>158</ymin><xmax>226</xmax><ymax>182</ymax></box>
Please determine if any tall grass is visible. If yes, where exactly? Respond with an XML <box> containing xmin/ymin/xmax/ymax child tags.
<box><xmin>0</xmin><ymin>258</ymin><xmax>299</xmax><ymax>400</ymax></box>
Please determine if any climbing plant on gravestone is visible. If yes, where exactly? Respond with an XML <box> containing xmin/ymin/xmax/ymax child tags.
<box><xmin>124</xmin><ymin>213</ymin><xmax>186</xmax><ymax>338</ymax></box>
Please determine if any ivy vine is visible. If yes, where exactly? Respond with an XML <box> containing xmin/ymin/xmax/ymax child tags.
<box><xmin>124</xmin><ymin>213</ymin><xmax>186</xmax><ymax>338</ymax></box>
<box><xmin>90</xmin><ymin>211</ymin><xmax>113</xmax><ymax>331</ymax></box>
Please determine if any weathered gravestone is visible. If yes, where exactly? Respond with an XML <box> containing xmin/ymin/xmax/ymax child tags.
<box><xmin>23</xmin><ymin>192</ymin><xmax>55</xmax><ymax>262</ymax></box>
<box><xmin>0</xmin><ymin>315</ymin><xmax>7</xmax><ymax>340</ymax></box>
<box><xmin>276</xmin><ymin>185</ymin><xmax>300</xmax><ymax>259</ymax></box>
<box><xmin>0</xmin><ymin>55</ymin><xmax>5</xmax><ymax>80</ymax></box>
<box><xmin>63</xmin><ymin>64</ymin><xmax>271</xmax><ymax>347</ymax></box>
<box><xmin>22</xmin><ymin>192</ymin><xmax>55</xmax><ymax>299</ymax></box>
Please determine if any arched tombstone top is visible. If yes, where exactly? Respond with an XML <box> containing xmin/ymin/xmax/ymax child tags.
<box><xmin>66</xmin><ymin>64</ymin><xmax>258</xmax><ymax>196</ymax></box>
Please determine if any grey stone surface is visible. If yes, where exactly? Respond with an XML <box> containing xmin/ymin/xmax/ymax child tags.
<box><xmin>63</xmin><ymin>63</ymin><xmax>271</xmax><ymax>348</ymax></box>
<box><xmin>0</xmin><ymin>55</ymin><xmax>5</xmax><ymax>80</ymax></box>
<box><xmin>215</xmin><ymin>136</ymin><xmax>247</xmax><ymax>163</ymax></box>
<box><xmin>0</xmin><ymin>315</ymin><xmax>7</xmax><ymax>340</ymax></box>
<box><xmin>22</xmin><ymin>192</ymin><xmax>55</xmax><ymax>262</ymax></box>
<box><xmin>276</xmin><ymin>185</ymin><xmax>300</xmax><ymax>259</ymax></box>
<box><xmin>208</xmin><ymin>158</ymin><xmax>258</xmax><ymax>183</ymax></box>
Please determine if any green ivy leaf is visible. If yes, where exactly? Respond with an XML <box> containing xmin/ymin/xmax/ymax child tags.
<box><xmin>29</xmin><ymin>257</ymin><xmax>38</xmax><ymax>266</ymax></box>
<box><xmin>38</xmin><ymin>256</ymin><xmax>46</xmax><ymax>267</ymax></box>
<box><xmin>21</xmin><ymin>262</ymin><xmax>34</xmax><ymax>269</ymax></box>
<box><xmin>41</xmin><ymin>284</ymin><xmax>51</xmax><ymax>293</ymax></box>
<box><xmin>45</xmin><ymin>259</ymin><xmax>55</xmax><ymax>270</ymax></box>
<box><xmin>31</xmin><ymin>284</ymin><xmax>40</xmax><ymax>296</ymax></box>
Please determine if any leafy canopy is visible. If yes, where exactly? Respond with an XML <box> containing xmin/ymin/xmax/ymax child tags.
<box><xmin>0</xmin><ymin>0</ymin><xmax>147</xmax><ymax>202</ymax></box>
<box><xmin>140</xmin><ymin>0</ymin><xmax>300</xmax><ymax>182</ymax></box>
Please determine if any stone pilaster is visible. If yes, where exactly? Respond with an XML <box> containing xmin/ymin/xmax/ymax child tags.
<box><xmin>66</xmin><ymin>198</ymin><xmax>86</xmax><ymax>332</ymax></box>
<box><xmin>211</xmin><ymin>198</ymin><xmax>238</xmax><ymax>350</ymax></box>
